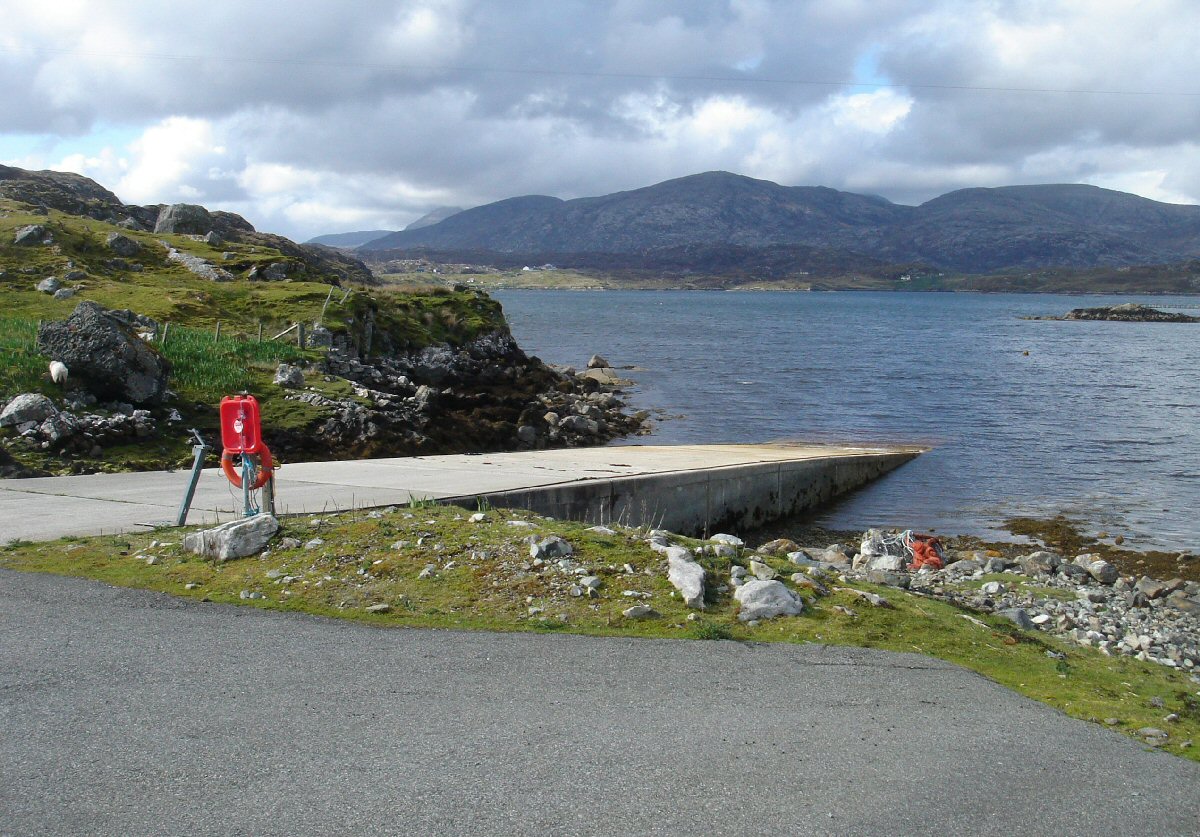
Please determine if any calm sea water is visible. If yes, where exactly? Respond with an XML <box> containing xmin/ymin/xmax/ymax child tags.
<box><xmin>494</xmin><ymin>290</ymin><xmax>1200</xmax><ymax>551</ymax></box>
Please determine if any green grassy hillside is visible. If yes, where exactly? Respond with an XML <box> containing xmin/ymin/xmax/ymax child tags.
<box><xmin>0</xmin><ymin>197</ymin><xmax>513</xmax><ymax>474</ymax></box>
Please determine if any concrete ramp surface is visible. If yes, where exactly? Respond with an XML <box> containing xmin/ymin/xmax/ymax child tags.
<box><xmin>0</xmin><ymin>443</ymin><xmax>920</xmax><ymax>542</ymax></box>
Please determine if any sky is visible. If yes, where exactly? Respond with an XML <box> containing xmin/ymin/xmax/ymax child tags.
<box><xmin>2</xmin><ymin>0</ymin><xmax>1199</xmax><ymax>241</ymax></box>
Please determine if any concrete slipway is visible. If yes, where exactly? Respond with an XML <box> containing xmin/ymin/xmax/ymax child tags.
<box><xmin>0</xmin><ymin>443</ymin><xmax>920</xmax><ymax>542</ymax></box>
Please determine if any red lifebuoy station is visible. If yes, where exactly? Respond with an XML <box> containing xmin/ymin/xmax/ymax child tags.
<box><xmin>218</xmin><ymin>395</ymin><xmax>275</xmax><ymax>508</ymax></box>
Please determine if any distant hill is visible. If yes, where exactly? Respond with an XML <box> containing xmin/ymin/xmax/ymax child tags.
<box><xmin>404</xmin><ymin>206</ymin><xmax>463</xmax><ymax>231</ymax></box>
<box><xmin>358</xmin><ymin>171</ymin><xmax>1200</xmax><ymax>274</ymax></box>
<box><xmin>306</xmin><ymin>230</ymin><xmax>394</xmax><ymax>248</ymax></box>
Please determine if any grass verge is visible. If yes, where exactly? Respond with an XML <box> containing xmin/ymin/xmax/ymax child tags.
<box><xmin>1</xmin><ymin>503</ymin><xmax>1196</xmax><ymax>761</ymax></box>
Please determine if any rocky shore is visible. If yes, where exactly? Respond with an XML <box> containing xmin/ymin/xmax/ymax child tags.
<box><xmin>0</xmin><ymin>301</ymin><xmax>648</xmax><ymax>474</ymax></box>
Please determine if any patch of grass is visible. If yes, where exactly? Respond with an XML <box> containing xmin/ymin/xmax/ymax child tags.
<box><xmin>688</xmin><ymin>621</ymin><xmax>735</xmax><ymax>641</ymax></box>
<box><xmin>2</xmin><ymin>503</ymin><xmax>1197</xmax><ymax>761</ymax></box>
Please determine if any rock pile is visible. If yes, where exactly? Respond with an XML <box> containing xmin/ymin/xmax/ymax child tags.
<box><xmin>293</xmin><ymin>333</ymin><xmax>645</xmax><ymax>458</ymax></box>
<box><xmin>794</xmin><ymin>528</ymin><xmax>1200</xmax><ymax>674</ymax></box>
<box><xmin>0</xmin><ymin>392</ymin><xmax>164</xmax><ymax>455</ymax></box>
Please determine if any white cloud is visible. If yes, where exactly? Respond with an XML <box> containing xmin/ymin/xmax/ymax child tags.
<box><xmin>0</xmin><ymin>0</ymin><xmax>1198</xmax><ymax>238</ymax></box>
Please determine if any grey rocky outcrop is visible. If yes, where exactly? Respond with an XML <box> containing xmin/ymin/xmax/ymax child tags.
<box><xmin>183</xmin><ymin>514</ymin><xmax>280</xmax><ymax>561</ymax></box>
<box><xmin>36</xmin><ymin>277</ymin><xmax>61</xmax><ymax>294</ymax></box>
<box><xmin>665</xmin><ymin>546</ymin><xmax>705</xmax><ymax>609</ymax></box>
<box><xmin>13</xmin><ymin>224</ymin><xmax>48</xmax><ymax>245</ymax></box>
<box><xmin>105</xmin><ymin>232</ymin><xmax>142</xmax><ymax>257</ymax></box>
<box><xmin>1063</xmin><ymin>303</ymin><xmax>1199</xmax><ymax>323</ymax></box>
<box><xmin>36</xmin><ymin>301</ymin><xmax>172</xmax><ymax>404</ymax></box>
<box><xmin>274</xmin><ymin>363</ymin><xmax>305</xmax><ymax>388</ymax></box>
<box><xmin>154</xmin><ymin>203</ymin><xmax>214</xmax><ymax>235</ymax></box>
<box><xmin>165</xmin><ymin>246</ymin><xmax>234</xmax><ymax>281</ymax></box>
<box><xmin>734</xmin><ymin>579</ymin><xmax>805</xmax><ymax>622</ymax></box>
<box><xmin>0</xmin><ymin>394</ymin><xmax>58</xmax><ymax>427</ymax></box>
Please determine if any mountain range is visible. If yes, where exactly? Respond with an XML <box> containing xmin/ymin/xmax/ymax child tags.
<box><xmin>343</xmin><ymin>171</ymin><xmax>1200</xmax><ymax>274</ymax></box>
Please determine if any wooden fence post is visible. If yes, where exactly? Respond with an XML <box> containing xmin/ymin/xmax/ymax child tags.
<box><xmin>257</xmin><ymin>320</ymin><xmax>263</xmax><ymax>343</ymax></box>
<box><xmin>297</xmin><ymin>322</ymin><xmax>306</xmax><ymax>349</ymax></box>
<box><xmin>160</xmin><ymin>322</ymin><xmax>170</xmax><ymax>345</ymax></box>
<box><xmin>214</xmin><ymin>321</ymin><xmax>222</xmax><ymax>343</ymax></box>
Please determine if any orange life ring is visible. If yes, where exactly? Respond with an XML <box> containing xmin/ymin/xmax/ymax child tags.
<box><xmin>221</xmin><ymin>446</ymin><xmax>274</xmax><ymax>490</ymax></box>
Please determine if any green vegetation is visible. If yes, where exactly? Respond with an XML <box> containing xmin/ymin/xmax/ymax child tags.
<box><xmin>0</xmin><ymin>198</ymin><xmax>516</xmax><ymax>474</ymax></box>
<box><xmin>1</xmin><ymin>503</ymin><xmax>1196</xmax><ymax>761</ymax></box>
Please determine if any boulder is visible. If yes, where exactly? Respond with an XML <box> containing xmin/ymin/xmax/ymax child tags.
<box><xmin>36</xmin><ymin>277</ymin><xmax>61</xmax><ymax>294</ymax></box>
<box><xmin>710</xmin><ymin>533</ymin><xmax>744</xmax><ymax>548</ymax></box>
<box><xmin>53</xmin><ymin>288</ymin><xmax>76</xmax><ymax>300</ymax></box>
<box><xmin>530</xmin><ymin>536</ymin><xmax>572</xmax><ymax>560</ymax></box>
<box><xmin>1056</xmin><ymin>561</ymin><xmax>1090</xmax><ymax>583</ymax></box>
<box><xmin>155</xmin><ymin>203</ymin><xmax>214</xmax><ymax>235</ymax></box>
<box><xmin>274</xmin><ymin>363</ymin><xmax>305</xmax><ymax>388</ymax></box>
<box><xmin>13</xmin><ymin>224</ymin><xmax>48</xmax><ymax>245</ymax></box>
<box><xmin>748</xmin><ymin>558</ymin><xmax>778</xmax><ymax>581</ymax></box>
<box><xmin>1094</xmin><ymin>556</ymin><xmax>1118</xmax><ymax>582</ymax></box>
<box><xmin>0</xmin><ymin>393</ymin><xmax>58</xmax><ymax>427</ymax></box>
<box><xmin>183</xmin><ymin>514</ymin><xmax>280</xmax><ymax>561</ymax></box>
<box><xmin>734</xmin><ymin>579</ymin><xmax>805</xmax><ymax>622</ymax></box>
<box><xmin>587</xmin><ymin>354</ymin><xmax>610</xmax><ymax>369</ymax></box>
<box><xmin>869</xmin><ymin>555</ymin><xmax>906</xmax><ymax>572</ymax></box>
<box><xmin>665</xmin><ymin>546</ymin><xmax>705</xmax><ymax>609</ymax></box>
<box><xmin>105</xmin><ymin>232</ymin><xmax>142</xmax><ymax>257</ymax></box>
<box><xmin>623</xmin><ymin>604</ymin><xmax>660</xmax><ymax>620</ymax></box>
<box><xmin>37</xmin><ymin>301</ymin><xmax>172</xmax><ymax>404</ymax></box>
<box><xmin>1019</xmin><ymin>551</ymin><xmax>1061</xmax><ymax>575</ymax></box>
<box><xmin>757</xmin><ymin>538</ymin><xmax>800</xmax><ymax>556</ymax></box>
<box><xmin>999</xmin><ymin>608</ymin><xmax>1036</xmax><ymax>630</ymax></box>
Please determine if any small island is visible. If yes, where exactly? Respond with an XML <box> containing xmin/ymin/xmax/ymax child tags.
<box><xmin>1026</xmin><ymin>303</ymin><xmax>1200</xmax><ymax>322</ymax></box>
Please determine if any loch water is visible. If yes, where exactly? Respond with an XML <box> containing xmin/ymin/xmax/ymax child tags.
<box><xmin>494</xmin><ymin>290</ymin><xmax>1200</xmax><ymax>551</ymax></box>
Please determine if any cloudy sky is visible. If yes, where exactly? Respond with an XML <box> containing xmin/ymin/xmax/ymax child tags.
<box><xmin>2</xmin><ymin>0</ymin><xmax>1198</xmax><ymax>240</ymax></box>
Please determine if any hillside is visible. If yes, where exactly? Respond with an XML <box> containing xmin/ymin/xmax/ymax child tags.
<box><xmin>0</xmin><ymin>165</ymin><xmax>642</xmax><ymax>477</ymax></box>
<box><xmin>355</xmin><ymin>172</ymin><xmax>1200</xmax><ymax>276</ymax></box>
<box><xmin>306</xmin><ymin>230</ymin><xmax>394</xmax><ymax>248</ymax></box>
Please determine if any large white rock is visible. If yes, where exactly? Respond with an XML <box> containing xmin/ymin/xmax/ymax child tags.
<box><xmin>710</xmin><ymin>533</ymin><xmax>744</xmax><ymax>548</ymax></box>
<box><xmin>666</xmin><ymin>546</ymin><xmax>705</xmax><ymax>609</ymax></box>
<box><xmin>183</xmin><ymin>514</ymin><xmax>280</xmax><ymax>561</ymax></box>
<box><xmin>0</xmin><ymin>393</ymin><xmax>58</xmax><ymax>427</ymax></box>
<box><xmin>734</xmin><ymin>579</ymin><xmax>805</xmax><ymax>622</ymax></box>
<box><xmin>869</xmin><ymin>555</ymin><xmax>906</xmax><ymax>572</ymax></box>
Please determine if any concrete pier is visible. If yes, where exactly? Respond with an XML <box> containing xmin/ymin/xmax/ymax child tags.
<box><xmin>0</xmin><ymin>443</ymin><xmax>920</xmax><ymax>542</ymax></box>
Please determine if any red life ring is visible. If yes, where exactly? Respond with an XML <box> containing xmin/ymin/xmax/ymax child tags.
<box><xmin>220</xmin><ymin>446</ymin><xmax>274</xmax><ymax>490</ymax></box>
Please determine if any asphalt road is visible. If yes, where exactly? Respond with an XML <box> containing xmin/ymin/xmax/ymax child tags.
<box><xmin>2</xmin><ymin>568</ymin><xmax>1197</xmax><ymax>836</ymax></box>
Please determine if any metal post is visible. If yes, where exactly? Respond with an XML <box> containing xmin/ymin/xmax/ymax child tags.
<box><xmin>241</xmin><ymin>454</ymin><xmax>261</xmax><ymax>517</ymax></box>
<box><xmin>160</xmin><ymin>322</ymin><xmax>170</xmax><ymax>344</ymax></box>
<box><xmin>175</xmin><ymin>429</ymin><xmax>210</xmax><ymax>526</ymax></box>
<box><xmin>262</xmin><ymin>472</ymin><xmax>276</xmax><ymax>516</ymax></box>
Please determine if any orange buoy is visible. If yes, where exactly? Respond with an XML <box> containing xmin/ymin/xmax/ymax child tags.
<box><xmin>221</xmin><ymin>445</ymin><xmax>274</xmax><ymax>490</ymax></box>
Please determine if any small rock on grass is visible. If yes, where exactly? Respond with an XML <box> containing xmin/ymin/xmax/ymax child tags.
<box><xmin>734</xmin><ymin>579</ymin><xmax>804</xmax><ymax>622</ymax></box>
<box><xmin>999</xmin><ymin>608</ymin><xmax>1035</xmax><ymax>630</ymax></box>
<box><xmin>623</xmin><ymin>604</ymin><xmax>660</xmax><ymax>619</ymax></box>
<box><xmin>365</xmin><ymin>604</ymin><xmax>391</xmax><ymax>614</ymax></box>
